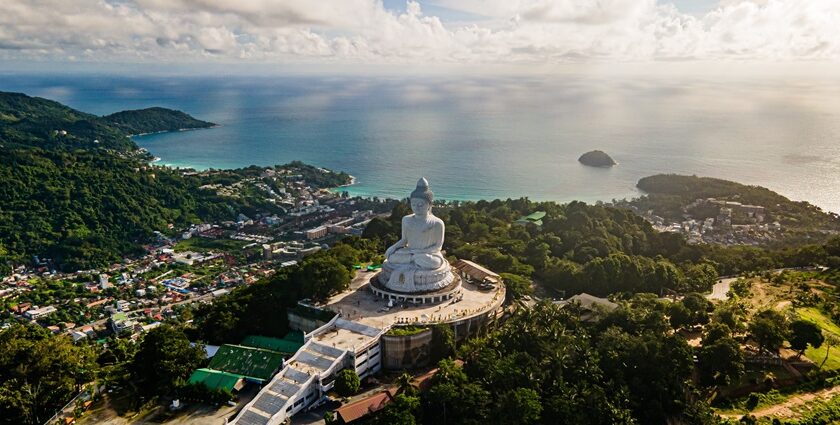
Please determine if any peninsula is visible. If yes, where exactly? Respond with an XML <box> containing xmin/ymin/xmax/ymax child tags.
<box><xmin>104</xmin><ymin>107</ymin><xmax>216</xmax><ymax>135</ymax></box>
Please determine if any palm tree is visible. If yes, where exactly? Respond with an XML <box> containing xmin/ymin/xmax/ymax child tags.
<box><xmin>396</xmin><ymin>372</ymin><xmax>415</xmax><ymax>395</ymax></box>
<box><xmin>820</xmin><ymin>333</ymin><xmax>840</xmax><ymax>369</ymax></box>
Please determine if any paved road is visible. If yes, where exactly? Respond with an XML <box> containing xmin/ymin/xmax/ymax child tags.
<box><xmin>707</xmin><ymin>277</ymin><xmax>738</xmax><ymax>301</ymax></box>
<box><xmin>706</xmin><ymin>267</ymin><xmax>827</xmax><ymax>302</ymax></box>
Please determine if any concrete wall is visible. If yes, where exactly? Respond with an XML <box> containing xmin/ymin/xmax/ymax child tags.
<box><xmin>381</xmin><ymin>328</ymin><xmax>433</xmax><ymax>370</ymax></box>
<box><xmin>381</xmin><ymin>297</ymin><xmax>505</xmax><ymax>370</ymax></box>
<box><xmin>288</xmin><ymin>310</ymin><xmax>331</xmax><ymax>334</ymax></box>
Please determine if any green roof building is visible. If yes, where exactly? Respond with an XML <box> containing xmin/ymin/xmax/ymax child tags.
<box><xmin>208</xmin><ymin>344</ymin><xmax>285</xmax><ymax>381</ymax></box>
<box><xmin>240</xmin><ymin>331</ymin><xmax>304</xmax><ymax>355</ymax></box>
<box><xmin>188</xmin><ymin>368</ymin><xmax>245</xmax><ymax>392</ymax></box>
<box><xmin>514</xmin><ymin>211</ymin><xmax>547</xmax><ymax>227</ymax></box>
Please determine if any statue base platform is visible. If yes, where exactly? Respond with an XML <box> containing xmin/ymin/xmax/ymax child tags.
<box><xmin>378</xmin><ymin>259</ymin><xmax>456</xmax><ymax>293</ymax></box>
<box><xmin>370</xmin><ymin>271</ymin><xmax>462</xmax><ymax>305</ymax></box>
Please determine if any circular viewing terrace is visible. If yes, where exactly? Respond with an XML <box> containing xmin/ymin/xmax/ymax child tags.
<box><xmin>369</xmin><ymin>271</ymin><xmax>462</xmax><ymax>305</ymax></box>
<box><xmin>322</xmin><ymin>268</ymin><xmax>505</xmax><ymax>330</ymax></box>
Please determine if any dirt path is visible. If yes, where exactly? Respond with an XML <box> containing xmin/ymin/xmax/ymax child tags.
<box><xmin>723</xmin><ymin>384</ymin><xmax>840</xmax><ymax>419</ymax></box>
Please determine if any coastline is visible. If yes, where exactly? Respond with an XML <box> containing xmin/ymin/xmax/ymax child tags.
<box><xmin>128</xmin><ymin>124</ymin><xmax>221</xmax><ymax>138</ymax></box>
<box><xmin>336</xmin><ymin>175</ymin><xmax>357</xmax><ymax>188</ymax></box>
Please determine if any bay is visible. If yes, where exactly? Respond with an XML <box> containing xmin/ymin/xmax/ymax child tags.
<box><xmin>3</xmin><ymin>73</ymin><xmax>840</xmax><ymax>212</ymax></box>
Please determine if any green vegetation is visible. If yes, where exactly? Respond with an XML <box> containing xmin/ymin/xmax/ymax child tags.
<box><xmin>633</xmin><ymin>174</ymin><xmax>840</xmax><ymax>243</ymax></box>
<box><xmin>0</xmin><ymin>147</ymin><xmax>246</xmax><ymax>270</ymax></box>
<box><xmin>387</xmin><ymin>326</ymin><xmax>429</xmax><ymax>336</ymax></box>
<box><xmin>799</xmin><ymin>307</ymin><xmax>840</xmax><ymax>337</ymax></box>
<box><xmin>808</xmin><ymin>340</ymin><xmax>840</xmax><ymax>371</ymax></box>
<box><xmin>130</xmin><ymin>325</ymin><xmax>206</xmax><ymax>398</ymax></box>
<box><xmin>0</xmin><ymin>324</ymin><xmax>98</xmax><ymax>424</ymax></box>
<box><xmin>0</xmin><ymin>91</ymin><xmax>133</xmax><ymax>150</ymax></box>
<box><xmin>0</xmin><ymin>93</ymin><xmax>350</xmax><ymax>273</ymax></box>
<box><xmin>749</xmin><ymin>309</ymin><xmax>788</xmax><ymax>353</ymax></box>
<box><xmin>788</xmin><ymin>393</ymin><xmax>840</xmax><ymax>425</ymax></box>
<box><xmin>103</xmin><ymin>107</ymin><xmax>215</xmax><ymax>135</ymax></box>
<box><xmin>418</xmin><ymin>300</ymin><xmax>705</xmax><ymax>424</ymax></box>
<box><xmin>190</xmin><ymin>239</ymin><xmax>375</xmax><ymax>344</ymax></box>
<box><xmin>365</xmin><ymin>199</ymin><xmax>796</xmax><ymax>298</ymax></box>
<box><xmin>0</xmin><ymin>92</ymin><xmax>213</xmax><ymax>151</ymax></box>
<box><xmin>335</xmin><ymin>369</ymin><xmax>361</xmax><ymax>397</ymax></box>
<box><xmin>796</xmin><ymin>308</ymin><xmax>840</xmax><ymax>369</ymax></box>
<box><xmin>578</xmin><ymin>150</ymin><xmax>616</xmax><ymax>167</ymax></box>
<box><xmin>174</xmin><ymin>237</ymin><xmax>249</xmax><ymax>253</ymax></box>
<box><xmin>790</xmin><ymin>319</ymin><xmax>825</xmax><ymax>359</ymax></box>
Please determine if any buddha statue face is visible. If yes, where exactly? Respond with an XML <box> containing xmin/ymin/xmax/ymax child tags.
<box><xmin>410</xmin><ymin>197</ymin><xmax>431</xmax><ymax>216</ymax></box>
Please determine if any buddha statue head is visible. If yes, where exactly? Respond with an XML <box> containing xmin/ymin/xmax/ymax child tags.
<box><xmin>409</xmin><ymin>177</ymin><xmax>434</xmax><ymax>216</ymax></box>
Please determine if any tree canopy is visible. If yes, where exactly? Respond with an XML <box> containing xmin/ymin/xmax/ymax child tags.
<box><xmin>0</xmin><ymin>324</ymin><xmax>98</xmax><ymax>425</ymax></box>
<box><xmin>131</xmin><ymin>325</ymin><xmax>206</xmax><ymax>397</ymax></box>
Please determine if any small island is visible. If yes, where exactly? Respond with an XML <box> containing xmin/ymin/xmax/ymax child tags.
<box><xmin>578</xmin><ymin>150</ymin><xmax>617</xmax><ymax>167</ymax></box>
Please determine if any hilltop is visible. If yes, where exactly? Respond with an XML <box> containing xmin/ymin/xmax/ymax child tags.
<box><xmin>0</xmin><ymin>91</ymin><xmax>132</xmax><ymax>150</ymax></box>
<box><xmin>0</xmin><ymin>92</ymin><xmax>214</xmax><ymax>150</ymax></box>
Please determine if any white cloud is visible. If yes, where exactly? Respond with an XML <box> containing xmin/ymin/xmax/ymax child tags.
<box><xmin>1</xmin><ymin>0</ymin><xmax>840</xmax><ymax>66</ymax></box>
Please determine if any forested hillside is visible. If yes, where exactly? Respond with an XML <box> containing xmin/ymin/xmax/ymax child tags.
<box><xmin>103</xmin><ymin>107</ymin><xmax>215</xmax><ymax>135</ymax></box>
<box><xmin>0</xmin><ymin>93</ymin><xmax>269</xmax><ymax>272</ymax></box>
<box><xmin>0</xmin><ymin>92</ymin><xmax>133</xmax><ymax>150</ymax></box>
<box><xmin>0</xmin><ymin>92</ymin><xmax>215</xmax><ymax>150</ymax></box>
<box><xmin>365</xmin><ymin>199</ymin><xmax>837</xmax><ymax>297</ymax></box>
<box><xmin>0</xmin><ymin>147</ymin><xmax>243</xmax><ymax>271</ymax></box>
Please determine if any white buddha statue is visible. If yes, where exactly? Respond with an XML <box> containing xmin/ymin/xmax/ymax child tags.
<box><xmin>379</xmin><ymin>178</ymin><xmax>454</xmax><ymax>293</ymax></box>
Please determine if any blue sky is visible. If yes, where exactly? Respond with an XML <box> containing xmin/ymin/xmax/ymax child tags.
<box><xmin>664</xmin><ymin>0</ymin><xmax>719</xmax><ymax>15</ymax></box>
<box><xmin>381</xmin><ymin>0</ymin><xmax>721</xmax><ymax>21</ymax></box>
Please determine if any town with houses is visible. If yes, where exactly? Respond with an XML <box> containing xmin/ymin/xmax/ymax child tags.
<box><xmin>0</xmin><ymin>165</ymin><xmax>391</xmax><ymax>348</ymax></box>
<box><xmin>629</xmin><ymin>197</ymin><xmax>783</xmax><ymax>246</ymax></box>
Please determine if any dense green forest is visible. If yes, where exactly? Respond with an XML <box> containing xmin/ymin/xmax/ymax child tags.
<box><xmin>633</xmin><ymin>174</ymin><xmax>840</xmax><ymax>232</ymax></box>
<box><xmin>361</xmin><ymin>199</ymin><xmax>839</xmax><ymax>298</ymax></box>
<box><xmin>417</xmin><ymin>300</ymin><xmax>711</xmax><ymax>424</ymax></box>
<box><xmin>0</xmin><ymin>324</ymin><xmax>98</xmax><ymax>424</ymax></box>
<box><xmin>0</xmin><ymin>147</ymin><xmax>254</xmax><ymax>271</ymax></box>
<box><xmin>0</xmin><ymin>91</ymin><xmax>215</xmax><ymax>150</ymax></box>
<box><xmin>103</xmin><ymin>107</ymin><xmax>215</xmax><ymax>135</ymax></box>
<box><xmin>0</xmin><ymin>92</ymin><xmax>133</xmax><ymax>150</ymax></box>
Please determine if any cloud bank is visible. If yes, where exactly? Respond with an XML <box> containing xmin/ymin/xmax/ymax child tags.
<box><xmin>1</xmin><ymin>0</ymin><xmax>839</xmax><ymax>65</ymax></box>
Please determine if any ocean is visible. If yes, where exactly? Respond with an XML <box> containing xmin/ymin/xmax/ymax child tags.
<box><xmin>3</xmin><ymin>73</ymin><xmax>840</xmax><ymax>212</ymax></box>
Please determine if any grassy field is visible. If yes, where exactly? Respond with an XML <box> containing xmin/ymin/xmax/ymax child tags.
<box><xmin>174</xmin><ymin>237</ymin><xmax>249</xmax><ymax>253</ymax></box>
<box><xmin>797</xmin><ymin>307</ymin><xmax>840</xmax><ymax>370</ymax></box>
<box><xmin>799</xmin><ymin>307</ymin><xmax>840</xmax><ymax>336</ymax></box>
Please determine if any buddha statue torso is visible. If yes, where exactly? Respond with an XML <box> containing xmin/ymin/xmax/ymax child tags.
<box><xmin>386</xmin><ymin>214</ymin><xmax>446</xmax><ymax>270</ymax></box>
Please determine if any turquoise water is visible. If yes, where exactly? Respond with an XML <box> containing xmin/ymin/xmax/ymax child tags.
<box><xmin>4</xmin><ymin>73</ymin><xmax>840</xmax><ymax>212</ymax></box>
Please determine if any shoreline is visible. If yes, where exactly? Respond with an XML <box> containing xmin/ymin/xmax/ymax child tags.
<box><xmin>336</xmin><ymin>176</ymin><xmax>357</xmax><ymax>188</ymax></box>
<box><xmin>128</xmin><ymin>124</ymin><xmax>221</xmax><ymax>138</ymax></box>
